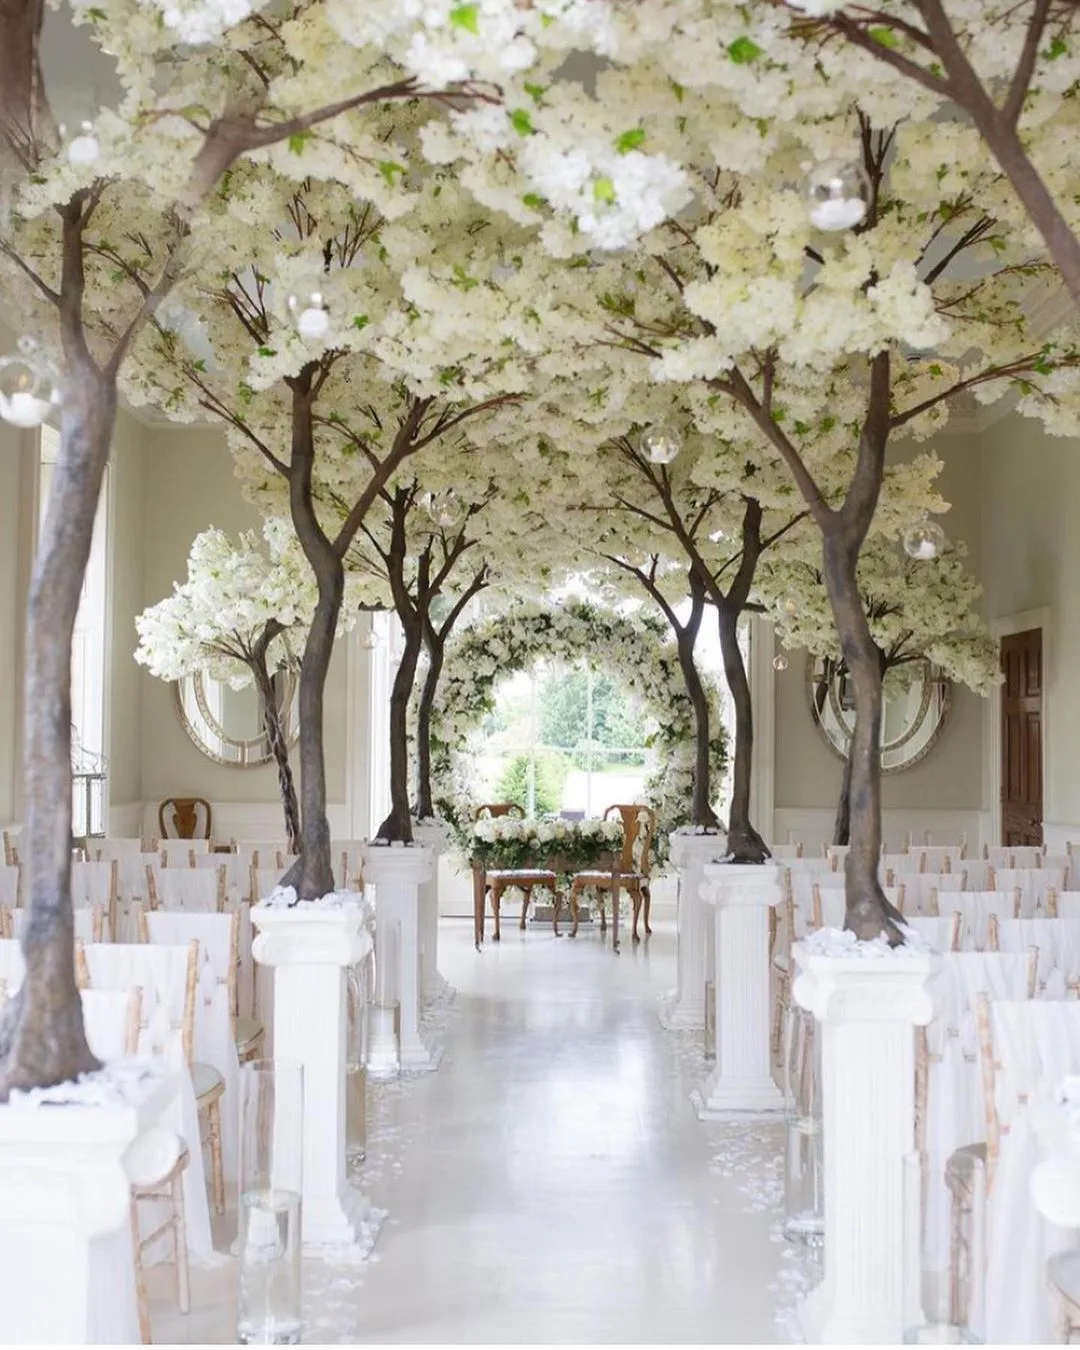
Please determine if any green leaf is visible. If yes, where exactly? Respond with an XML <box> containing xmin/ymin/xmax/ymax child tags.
<box><xmin>1045</xmin><ymin>34</ymin><xmax>1068</xmax><ymax>60</ymax></box>
<box><xmin>352</xmin><ymin>315</ymin><xmax>370</xmax><ymax>330</ymax></box>
<box><xmin>614</xmin><ymin>127</ymin><xmax>646</xmax><ymax>155</ymax></box>
<box><xmin>592</xmin><ymin>177</ymin><xmax>616</xmax><ymax>204</ymax></box>
<box><xmin>287</xmin><ymin>129</ymin><xmax>314</xmax><ymax>155</ymax></box>
<box><xmin>257</xmin><ymin>346</ymin><xmax>277</xmax><ymax>358</ymax></box>
<box><xmin>377</xmin><ymin>160</ymin><xmax>406</xmax><ymax>186</ymax></box>
<box><xmin>727</xmin><ymin>35</ymin><xmax>762</xmax><ymax>64</ymax></box>
<box><xmin>86</xmin><ymin>6</ymin><xmax>106</xmax><ymax>19</ymax></box>
<box><xmin>524</xmin><ymin>81</ymin><xmax>546</xmax><ymax>105</ymax></box>
<box><xmin>522</xmin><ymin>192</ymin><xmax>546</xmax><ymax>210</ymax></box>
<box><xmin>669</xmin><ymin>78</ymin><xmax>685</xmax><ymax>103</ymax></box>
<box><xmin>449</xmin><ymin>4</ymin><xmax>480</xmax><ymax>34</ymax></box>
<box><xmin>868</xmin><ymin>25</ymin><xmax>900</xmax><ymax>49</ymax></box>
<box><xmin>510</xmin><ymin>108</ymin><xmax>534</xmax><ymax>137</ymax></box>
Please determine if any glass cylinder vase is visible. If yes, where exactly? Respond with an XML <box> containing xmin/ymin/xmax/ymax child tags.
<box><xmin>237</xmin><ymin>1060</ymin><xmax>304</xmax><ymax>1346</ymax></box>
<box><xmin>346</xmin><ymin>953</ymin><xmax>372</xmax><ymax>1169</ymax></box>
<box><xmin>783</xmin><ymin>1003</ymin><xmax>824</xmax><ymax>1245</ymax></box>
<box><xmin>902</xmin><ymin>1150</ymin><xmax>982</xmax><ymax>1344</ymax></box>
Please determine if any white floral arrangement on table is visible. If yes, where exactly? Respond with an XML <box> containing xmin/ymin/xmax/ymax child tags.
<box><xmin>428</xmin><ymin>600</ymin><xmax>728</xmax><ymax>854</ymax></box>
<box><xmin>470</xmin><ymin>814</ymin><xmax>623</xmax><ymax>874</ymax></box>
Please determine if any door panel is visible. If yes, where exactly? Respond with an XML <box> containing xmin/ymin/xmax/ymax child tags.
<box><xmin>1001</xmin><ymin>629</ymin><xmax>1043</xmax><ymax>848</ymax></box>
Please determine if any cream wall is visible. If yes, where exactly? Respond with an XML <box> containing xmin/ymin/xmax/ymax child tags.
<box><xmin>771</xmin><ymin>430</ymin><xmax>987</xmax><ymax>845</ymax></box>
<box><xmin>980</xmin><ymin>413</ymin><xmax>1080</xmax><ymax>843</ymax></box>
<box><xmin>107</xmin><ymin>409</ymin><xmax>146</xmax><ymax>807</ymax></box>
<box><xmin>134</xmin><ymin>423</ymin><xmax>349</xmax><ymax>824</ymax></box>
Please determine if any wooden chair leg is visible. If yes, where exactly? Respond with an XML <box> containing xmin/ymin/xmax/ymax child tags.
<box><xmin>631</xmin><ymin>887</ymin><xmax>642</xmax><ymax>942</ymax></box>
<box><xmin>948</xmin><ymin>1186</ymin><xmax>965</xmax><ymax>1327</ymax></box>
<box><xmin>772</xmin><ymin>968</ymin><xmax>790</xmax><ymax>1058</ymax></box>
<box><xmin>599</xmin><ymin>891</ymin><xmax>607</xmax><ymax>934</ymax></box>
<box><xmin>491</xmin><ymin>886</ymin><xmax>502</xmax><ymax>942</ymax></box>
<box><xmin>520</xmin><ymin>887</ymin><xmax>530</xmax><ymax>930</ymax></box>
<box><xmin>552</xmin><ymin>887</ymin><xmax>562</xmax><ymax>937</ymax></box>
<box><xmin>569</xmin><ymin>884</ymin><xmax>580</xmax><ymax>938</ymax></box>
<box><xmin>208</xmin><ymin>1098</ymin><xmax>225</xmax><ymax>1216</ymax></box>
<box><xmin>172</xmin><ymin>1173</ymin><xmax>190</xmax><ymax>1314</ymax></box>
<box><xmin>642</xmin><ymin>883</ymin><xmax>652</xmax><ymax>936</ymax></box>
<box><xmin>130</xmin><ymin>1197</ymin><xmax>151</xmax><ymax>1345</ymax></box>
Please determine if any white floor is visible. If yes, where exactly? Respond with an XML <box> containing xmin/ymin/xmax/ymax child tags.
<box><xmin>150</xmin><ymin>918</ymin><xmax>815</xmax><ymax>1343</ymax></box>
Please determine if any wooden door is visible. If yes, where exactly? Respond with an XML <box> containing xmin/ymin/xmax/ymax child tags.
<box><xmin>1001</xmin><ymin>628</ymin><xmax>1043</xmax><ymax>848</ymax></box>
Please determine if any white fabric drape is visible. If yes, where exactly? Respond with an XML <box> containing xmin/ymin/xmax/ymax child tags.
<box><xmin>951</xmin><ymin>892</ymin><xmax>1018</xmax><ymax>951</ymax></box>
<box><xmin>994</xmin><ymin>918</ymin><xmax>1080</xmax><ymax>997</ymax></box>
<box><xmin>11</xmin><ymin>907</ymin><xmax>103</xmax><ymax>943</ymax></box>
<box><xmin>983</xmin><ymin>1000</ymin><xmax>1080</xmax><ymax>1343</ymax></box>
<box><xmin>92</xmin><ymin>837</ymin><xmax>143</xmax><ymax>863</ymax></box>
<box><xmin>902</xmin><ymin>872</ymin><xmax>967</xmax><ymax>917</ymax></box>
<box><xmin>904</xmin><ymin>915</ymin><xmax>957</xmax><ymax>952</ymax></box>
<box><xmin>994</xmin><ymin>868</ymin><xmax>1068</xmax><ymax>915</ymax></box>
<box><xmin>156</xmin><ymin>866</ymin><xmax>225</xmax><ymax>914</ymax></box>
<box><xmin>0</xmin><ymin>866</ymin><xmax>18</xmax><ymax>909</ymax></box>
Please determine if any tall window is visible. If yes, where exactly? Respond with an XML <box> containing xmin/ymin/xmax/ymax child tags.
<box><xmin>39</xmin><ymin>426</ymin><xmax>109</xmax><ymax>837</ymax></box>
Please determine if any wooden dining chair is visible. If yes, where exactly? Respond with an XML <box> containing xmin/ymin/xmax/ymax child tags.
<box><xmin>158</xmin><ymin>797</ymin><xmax>212</xmax><ymax>842</ymax></box>
<box><xmin>475</xmin><ymin>802</ymin><xmax>561</xmax><ymax>940</ymax></box>
<box><xmin>569</xmin><ymin>804</ymin><xmax>656</xmax><ymax>942</ymax></box>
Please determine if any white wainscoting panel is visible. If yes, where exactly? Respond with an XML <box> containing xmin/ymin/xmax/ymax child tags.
<box><xmin>139</xmin><ymin>799</ymin><xmax>349</xmax><ymax>845</ymax></box>
<box><xmin>773</xmin><ymin>808</ymin><xmax>985</xmax><ymax>860</ymax></box>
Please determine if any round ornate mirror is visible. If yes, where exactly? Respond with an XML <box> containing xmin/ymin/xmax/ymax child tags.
<box><xmin>175</xmin><ymin>670</ymin><xmax>299</xmax><ymax>767</ymax></box>
<box><xmin>807</xmin><ymin>654</ymin><xmax>952</xmax><ymax>773</ymax></box>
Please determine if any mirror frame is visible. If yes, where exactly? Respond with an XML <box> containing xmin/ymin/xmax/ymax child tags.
<box><xmin>806</xmin><ymin>653</ymin><xmax>952</xmax><ymax>775</ymax></box>
<box><xmin>175</xmin><ymin>668</ymin><xmax>299</xmax><ymax>768</ymax></box>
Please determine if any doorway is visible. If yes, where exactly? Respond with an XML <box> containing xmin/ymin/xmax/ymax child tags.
<box><xmin>1000</xmin><ymin>627</ymin><xmax>1043</xmax><ymax>848</ymax></box>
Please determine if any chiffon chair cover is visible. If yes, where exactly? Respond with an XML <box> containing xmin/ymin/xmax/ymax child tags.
<box><xmin>93</xmin><ymin>837</ymin><xmax>144</xmax><ymax>862</ymax></box>
<box><xmin>11</xmin><ymin>906</ymin><xmax>105</xmax><ymax>943</ymax></box>
<box><xmin>984</xmin><ymin>845</ymin><xmax>1018</xmax><ymax>868</ymax></box>
<box><xmin>962</xmin><ymin>859</ymin><xmax>991</xmax><ymax>891</ymax></box>
<box><xmin>0</xmin><ymin>939</ymin><xmax>25</xmax><ymax>991</ymax></box>
<box><xmin>119</xmin><ymin>852</ymin><xmax>165</xmax><ymax>904</ymax></box>
<box><xmin>986</xmin><ymin>845</ymin><xmax>1044</xmax><ymax>869</ymax></box>
<box><xmin>232</xmin><ymin>841</ymin><xmax>289</xmax><ymax>878</ymax></box>
<box><xmin>784</xmin><ymin>857</ymin><xmax>831</xmax><ymax>876</ymax></box>
<box><xmin>142</xmin><ymin>910</ymin><xmax>241</xmax><ymax>1181</ymax></box>
<box><xmin>916</xmin><ymin>846</ymin><xmax>965</xmax><ymax>873</ymax></box>
<box><xmin>922</xmin><ymin>952</ymin><xmax>1034</xmax><ymax>1276</ymax></box>
<box><xmin>194</xmin><ymin>850</ymin><xmax>247</xmax><ymax>897</ymax></box>
<box><xmin>81</xmin><ymin>941</ymin><xmax>223</xmax><ymax>1268</ymax></box>
<box><xmin>825</xmin><ymin>845</ymin><xmax>849</xmax><ymax>870</ymax></box>
<box><xmin>993</xmin><ymin>917</ymin><xmax>1080</xmax><ymax>997</ymax></box>
<box><xmin>882</xmin><ymin>850</ymin><xmax>920</xmax><ymax>875</ymax></box>
<box><xmin>903</xmin><ymin>871</ymin><xmax>967</xmax><ymax>917</ymax></box>
<box><xmin>812</xmin><ymin>883</ymin><xmax>904</xmax><ymax>932</ymax></box>
<box><xmin>903</xmin><ymin>914</ymin><xmax>959</xmax><ymax>952</ymax></box>
<box><xmin>983</xmin><ymin>1000</ymin><xmax>1080</xmax><ymax>1343</ymax></box>
<box><xmin>70</xmin><ymin>859</ymin><xmax>116</xmax><ymax>908</ymax></box>
<box><xmin>769</xmin><ymin>843</ymin><xmax>803</xmax><ymax>861</ymax></box>
<box><xmin>333</xmin><ymin>840</ymin><xmax>367</xmax><ymax>891</ymax></box>
<box><xmin>155</xmin><ymin>865</ymin><xmax>226</xmax><ymax>914</ymax></box>
<box><xmin>952</xmin><ymin>892</ymin><xmax>1020</xmax><ymax>951</ymax></box>
<box><xmin>1042</xmin><ymin>853</ymin><xmax>1072</xmax><ymax>876</ymax></box>
<box><xmin>159</xmin><ymin>846</ymin><xmax>197</xmax><ymax>869</ymax></box>
<box><xmin>80</xmin><ymin>988</ymin><xmax>140</xmax><ymax>1059</ymax></box>
<box><xmin>0</xmin><ymin>865</ymin><xmax>18</xmax><ymax>908</ymax></box>
<box><xmin>251</xmin><ymin>864</ymin><xmax>287</xmax><ymax>903</ymax></box>
<box><xmin>1050</xmin><ymin>891</ymin><xmax>1080</xmax><ymax>920</ymax></box>
<box><xmin>993</xmin><ymin>867</ymin><xmax>1068</xmax><ymax>915</ymax></box>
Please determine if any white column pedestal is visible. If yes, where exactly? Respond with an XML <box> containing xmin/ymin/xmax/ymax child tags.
<box><xmin>251</xmin><ymin>898</ymin><xmax>383</xmax><ymax>1259</ymax></box>
<box><xmin>691</xmin><ymin>862</ymin><xmax>784</xmax><ymax>1118</ymax></box>
<box><xmin>793</xmin><ymin>945</ymin><xmax>939</xmax><ymax>1343</ymax></box>
<box><xmin>1031</xmin><ymin>1090</ymin><xmax>1080</xmax><ymax>1226</ymax></box>
<box><xmin>659</xmin><ymin>831</ymin><xmax>727</xmax><ymax>1030</ymax></box>
<box><xmin>411</xmin><ymin>820</ymin><xmax>455</xmax><ymax>1004</ymax></box>
<box><xmin>362</xmin><ymin>844</ymin><xmax>441</xmax><ymax>1073</ymax></box>
<box><xmin>0</xmin><ymin>1065</ymin><xmax>177</xmax><ymax>1343</ymax></box>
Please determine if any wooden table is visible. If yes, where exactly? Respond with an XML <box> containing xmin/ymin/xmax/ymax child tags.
<box><xmin>471</xmin><ymin>848</ymin><xmax>622</xmax><ymax>952</ymax></box>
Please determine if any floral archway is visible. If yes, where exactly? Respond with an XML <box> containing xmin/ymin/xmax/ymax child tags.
<box><xmin>428</xmin><ymin>600</ymin><xmax>728</xmax><ymax>845</ymax></box>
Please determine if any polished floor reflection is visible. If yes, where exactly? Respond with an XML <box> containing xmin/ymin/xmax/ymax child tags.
<box><xmin>151</xmin><ymin>918</ymin><xmax>789</xmax><ymax>1343</ymax></box>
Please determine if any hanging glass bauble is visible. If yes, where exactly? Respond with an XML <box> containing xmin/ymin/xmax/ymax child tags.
<box><xmin>640</xmin><ymin>424</ymin><xmax>682</xmax><ymax>465</ymax></box>
<box><xmin>782</xmin><ymin>596</ymin><xmax>799</xmax><ymax>619</ymax></box>
<box><xmin>427</xmin><ymin>491</ymin><xmax>461</xmax><ymax>529</ymax></box>
<box><xmin>66</xmin><ymin>121</ymin><xmax>101</xmax><ymax>166</ymax></box>
<box><xmin>807</xmin><ymin>160</ymin><xmax>870</xmax><ymax>232</ymax></box>
<box><xmin>360</xmin><ymin>630</ymin><xmax>379</xmax><ymax>651</ymax></box>
<box><xmin>902</xmin><ymin>520</ymin><xmax>946</xmax><ymax>561</ymax></box>
<box><xmin>773</xmin><ymin>654</ymin><xmax>790</xmax><ymax>672</ymax></box>
<box><xmin>287</xmin><ymin>292</ymin><xmax>330</xmax><ymax>340</ymax></box>
<box><xmin>0</xmin><ymin>338</ymin><xmax>61</xmax><ymax>427</ymax></box>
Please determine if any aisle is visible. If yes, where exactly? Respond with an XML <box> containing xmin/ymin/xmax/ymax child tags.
<box><xmin>151</xmin><ymin>918</ymin><xmax>796</xmax><ymax>1344</ymax></box>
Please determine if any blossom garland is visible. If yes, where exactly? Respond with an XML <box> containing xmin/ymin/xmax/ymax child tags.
<box><xmin>470</xmin><ymin>814</ymin><xmax>623</xmax><ymax>874</ymax></box>
<box><xmin>428</xmin><ymin>599</ymin><xmax>728</xmax><ymax>850</ymax></box>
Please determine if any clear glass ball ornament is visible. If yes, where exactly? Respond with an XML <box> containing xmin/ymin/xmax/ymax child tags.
<box><xmin>782</xmin><ymin>596</ymin><xmax>799</xmax><ymax>618</ymax></box>
<box><xmin>65</xmin><ymin>121</ymin><xmax>100</xmax><ymax>166</ymax></box>
<box><xmin>807</xmin><ymin>160</ymin><xmax>870</xmax><ymax>232</ymax></box>
<box><xmin>288</xmin><ymin>292</ymin><xmax>329</xmax><ymax>340</ymax></box>
<box><xmin>427</xmin><ymin>491</ymin><xmax>461</xmax><ymax>529</ymax></box>
<box><xmin>773</xmin><ymin>654</ymin><xmax>790</xmax><ymax>672</ymax></box>
<box><xmin>360</xmin><ymin>630</ymin><xmax>379</xmax><ymax>651</ymax></box>
<box><xmin>0</xmin><ymin>337</ymin><xmax>61</xmax><ymax>427</ymax></box>
<box><xmin>902</xmin><ymin>520</ymin><xmax>946</xmax><ymax>561</ymax></box>
<box><xmin>640</xmin><ymin>424</ymin><xmax>682</xmax><ymax>465</ymax></box>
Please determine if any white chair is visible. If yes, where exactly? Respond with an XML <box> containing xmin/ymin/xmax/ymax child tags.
<box><xmin>915</xmin><ymin>830</ymin><xmax>968</xmax><ymax>851</ymax></box>
<box><xmin>883</xmin><ymin>850</ymin><xmax>920</xmax><ymax>876</ymax></box>
<box><xmin>917</xmin><ymin>845</ymin><xmax>965</xmax><ymax>873</ymax></box>
<box><xmin>990</xmin><ymin>866</ymin><xmax>1067</xmax><ymax>916</ymax></box>
<box><xmin>990</xmin><ymin>916</ymin><xmax>1080</xmax><ymax>996</ymax></box>
<box><xmin>1048</xmin><ymin>889</ymin><xmax>1080</xmax><ymax>920</ymax></box>
<box><xmin>148</xmin><ymin>865</ymin><xmax>227</xmax><ymax>914</ymax></box>
<box><xmin>232</xmin><ymin>840</ymin><xmax>288</xmax><ymax>869</ymax></box>
<box><xmin>250</xmin><ymin>864</ymin><xmax>288</xmax><ymax>904</ymax></box>
<box><xmin>78</xmin><ymin>940</ymin><xmax>227</xmax><ymax>1224</ymax></box>
<box><xmin>0</xmin><ymin>938</ymin><xmax>25</xmax><ymax>992</ymax></box>
<box><xmin>951</xmin><ymin>891</ymin><xmax>1021</xmax><ymax>951</ymax></box>
<box><xmin>902</xmin><ymin>871</ymin><xmax>967</xmax><ymax>917</ymax></box>
<box><xmin>194</xmin><ymin>851</ymin><xmax>246</xmax><ymax>897</ymax></box>
<box><xmin>159</xmin><ymin>846</ymin><xmax>197</xmax><ymax>869</ymax></box>
<box><xmin>1</xmin><ymin>830</ymin><xmax>19</xmax><ymax>866</ymax></box>
<box><xmin>825</xmin><ymin>844</ymin><xmax>849</xmax><ymax>871</ymax></box>
<box><xmin>981</xmin><ymin>998</ymin><xmax>1080</xmax><ymax>1342</ymax></box>
<box><xmin>93</xmin><ymin>837</ymin><xmax>144</xmax><ymax>863</ymax></box>
<box><xmin>333</xmin><ymin>840</ymin><xmax>367</xmax><ymax>890</ymax></box>
<box><xmin>9</xmin><ymin>905</ymin><xmax>106</xmax><ymax>943</ymax></box>
<box><xmin>903</xmin><ymin>913</ymin><xmax>961</xmax><ymax>952</ymax></box>
<box><xmin>770</xmin><ymin>842</ymin><xmax>803</xmax><ymax>861</ymax></box>
<box><xmin>0</xmin><ymin>865</ymin><xmax>19</xmax><ymax>909</ymax></box>
<box><xmin>71</xmin><ymin>859</ymin><xmax>119</xmax><ymax>940</ymax></box>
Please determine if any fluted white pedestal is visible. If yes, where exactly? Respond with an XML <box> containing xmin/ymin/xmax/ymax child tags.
<box><xmin>0</xmin><ymin>1066</ymin><xmax>176</xmax><ymax>1343</ymax></box>
<box><xmin>659</xmin><ymin>831</ymin><xmax>727</xmax><ymax>1030</ymax></box>
<box><xmin>412</xmin><ymin>820</ymin><xmax>455</xmax><ymax>1003</ymax></box>
<box><xmin>692</xmin><ymin>862</ymin><xmax>784</xmax><ymax>1118</ymax></box>
<box><xmin>794</xmin><ymin>944</ymin><xmax>938</xmax><ymax>1343</ymax></box>
<box><xmin>251</xmin><ymin>898</ymin><xmax>382</xmax><ymax>1257</ymax></box>
<box><xmin>362</xmin><ymin>844</ymin><xmax>440</xmax><ymax>1074</ymax></box>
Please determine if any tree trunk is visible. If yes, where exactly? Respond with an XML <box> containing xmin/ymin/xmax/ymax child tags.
<box><xmin>0</xmin><ymin>383</ymin><xmax>111</xmax><ymax>1097</ymax></box>
<box><xmin>414</xmin><ymin>632</ymin><xmax>444</xmax><ymax>821</ymax></box>
<box><xmin>833</xmin><ymin>751</ymin><xmax>852</xmax><ymax>847</ymax></box>
<box><xmin>278</xmin><ymin>376</ymin><xmax>341</xmax><ymax>902</ymax></box>
<box><xmin>376</xmin><ymin>618</ymin><xmax>422</xmax><ymax>842</ymax></box>
<box><xmin>821</xmin><ymin>532</ymin><xmax>903</xmax><ymax>941</ymax></box>
<box><xmin>674</xmin><ymin>623</ymin><xmax>720</xmax><ymax>829</ymax></box>
<box><xmin>250</xmin><ymin>654</ymin><xmax>301</xmax><ymax>856</ymax></box>
<box><xmin>717</xmin><ymin>605</ymin><xmax>769</xmax><ymax>863</ymax></box>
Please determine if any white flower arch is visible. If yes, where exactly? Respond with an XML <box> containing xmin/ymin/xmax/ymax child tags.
<box><xmin>429</xmin><ymin>600</ymin><xmax>728</xmax><ymax>845</ymax></box>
